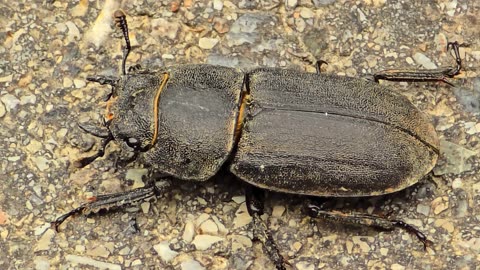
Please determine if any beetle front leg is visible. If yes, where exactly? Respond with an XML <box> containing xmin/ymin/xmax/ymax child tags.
<box><xmin>307</xmin><ymin>202</ymin><xmax>433</xmax><ymax>250</ymax></box>
<box><xmin>245</xmin><ymin>186</ymin><xmax>287</xmax><ymax>270</ymax></box>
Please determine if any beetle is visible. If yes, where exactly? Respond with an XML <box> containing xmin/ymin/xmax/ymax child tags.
<box><xmin>53</xmin><ymin>10</ymin><xmax>464</xmax><ymax>270</ymax></box>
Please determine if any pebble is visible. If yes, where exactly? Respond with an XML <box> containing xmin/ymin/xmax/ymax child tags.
<box><xmin>125</xmin><ymin>168</ymin><xmax>148</xmax><ymax>188</ymax></box>
<box><xmin>86</xmin><ymin>244</ymin><xmax>111</xmax><ymax>258</ymax></box>
<box><xmin>213</xmin><ymin>0</ymin><xmax>223</xmax><ymax>10</ymax></box>
<box><xmin>231</xmin><ymin>195</ymin><xmax>245</xmax><ymax>204</ymax></box>
<box><xmin>198</xmin><ymin>37</ymin><xmax>219</xmax><ymax>49</ymax></box>
<box><xmin>34</xmin><ymin>229</ymin><xmax>55</xmax><ymax>252</ymax></box>
<box><xmin>34</xmin><ymin>223</ymin><xmax>51</xmax><ymax>236</ymax></box>
<box><xmin>65</xmin><ymin>255</ymin><xmax>121</xmax><ymax>270</ymax></box>
<box><xmin>182</xmin><ymin>220</ymin><xmax>195</xmax><ymax>243</ymax></box>
<box><xmin>286</xmin><ymin>0</ymin><xmax>297</xmax><ymax>8</ymax></box>
<box><xmin>300</xmin><ymin>8</ymin><xmax>315</xmax><ymax>19</ymax></box>
<box><xmin>180</xmin><ymin>259</ymin><xmax>205</xmax><ymax>270</ymax></box>
<box><xmin>74</xmin><ymin>79</ymin><xmax>86</xmax><ymax>88</ymax></box>
<box><xmin>0</xmin><ymin>101</ymin><xmax>6</xmax><ymax>118</ymax></box>
<box><xmin>0</xmin><ymin>74</ymin><xmax>13</xmax><ymax>83</ymax></box>
<box><xmin>295</xmin><ymin>261</ymin><xmax>316</xmax><ymax>270</ymax></box>
<box><xmin>231</xmin><ymin>234</ymin><xmax>252</xmax><ymax>252</ymax></box>
<box><xmin>313</xmin><ymin>0</ymin><xmax>336</xmax><ymax>6</ymax></box>
<box><xmin>413</xmin><ymin>52</ymin><xmax>437</xmax><ymax>69</ymax></box>
<box><xmin>71</xmin><ymin>0</ymin><xmax>88</xmax><ymax>17</ymax></box>
<box><xmin>416</xmin><ymin>203</ymin><xmax>431</xmax><ymax>216</ymax></box>
<box><xmin>391</xmin><ymin>263</ymin><xmax>405</xmax><ymax>270</ymax></box>
<box><xmin>433</xmin><ymin>140</ymin><xmax>478</xmax><ymax>175</ymax></box>
<box><xmin>65</xmin><ymin>21</ymin><xmax>81</xmax><ymax>42</ymax></box>
<box><xmin>352</xmin><ymin>236</ymin><xmax>372</xmax><ymax>252</ymax></box>
<box><xmin>233</xmin><ymin>203</ymin><xmax>252</xmax><ymax>229</ymax></box>
<box><xmin>431</xmin><ymin>196</ymin><xmax>449</xmax><ymax>215</ymax></box>
<box><xmin>32</xmin><ymin>156</ymin><xmax>49</xmax><ymax>172</ymax></box>
<box><xmin>34</xmin><ymin>257</ymin><xmax>50</xmax><ymax>270</ymax></box>
<box><xmin>272</xmin><ymin>205</ymin><xmax>286</xmax><ymax>217</ymax></box>
<box><xmin>191</xmin><ymin>235</ymin><xmax>224</xmax><ymax>250</ymax></box>
<box><xmin>199</xmin><ymin>219</ymin><xmax>218</xmax><ymax>234</ymax></box>
<box><xmin>1</xmin><ymin>94</ymin><xmax>20</xmax><ymax>111</ymax></box>
<box><xmin>63</xmin><ymin>77</ymin><xmax>73</xmax><ymax>88</ymax></box>
<box><xmin>119</xmin><ymin>246</ymin><xmax>131</xmax><ymax>255</ymax></box>
<box><xmin>141</xmin><ymin>202</ymin><xmax>150</xmax><ymax>214</ymax></box>
<box><xmin>20</xmin><ymin>94</ymin><xmax>36</xmax><ymax>105</ymax></box>
<box><xmin>153</xmin><ymin>241</ymin><xmax>178</xmax><ymax>263</ymax></box>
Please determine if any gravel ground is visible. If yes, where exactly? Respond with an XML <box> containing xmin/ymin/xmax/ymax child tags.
<box><xmin>1</xmin><ymin>0</ymin><xmax>480</xmax><ymax>269</ymax></box>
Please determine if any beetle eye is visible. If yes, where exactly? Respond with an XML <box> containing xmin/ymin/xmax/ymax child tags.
<box><xmin>126</xmin><ymin>137</ymin><xmax>140</xmax><ymax>149</ymax></box>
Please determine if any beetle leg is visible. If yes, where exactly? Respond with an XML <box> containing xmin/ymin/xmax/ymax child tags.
<box><xmin>372</xmin><ymin>41</ymin><xmax>464</xmax><ymax>85</ymax></box>
<box><xmin>315</xmin><ymin>60</ymin><xmax>328</xmax><ymax>74</ymax></box>
<box><xmin>73</xmin><ymin>134</ymin><xmax>113</xmax><ymax>168</ymax></box>
<box><xmin>245</xmin><ymin>186</ymin><xmax>287</xmax><ymax>270</ymax></box>
<box><xmin>51</xmin><ymin>176</ymin><xmax>171</xmax><ymax>231</ymax></box>
<box><xmin>307</xmin><ymin>203</ymin><xmax>433</xmax><ymax>251</ymax></box>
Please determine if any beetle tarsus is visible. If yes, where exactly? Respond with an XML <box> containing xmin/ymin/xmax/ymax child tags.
<box><xmin>114</xmin><ymin>9</ymin><xmax>131</xmax><ymax>75</ymax></box>
<box><xmin>246</xmin><ymin>186</ymin><xmax>287</xmax><ymax>270</ymax></box>
<box><xmin>373</xmin><ymin>40</ymin><xmax>464</xmax><ymax>84</ymax></box>
<box><xmin>391</xmin><ymin>220</ymin><xmax>433</xmax><ymax>250</ymax></box>
<box><xmin>307</xmin><ymin>203</ymin><xmax>433</xmax><ymax>250</ymax></box>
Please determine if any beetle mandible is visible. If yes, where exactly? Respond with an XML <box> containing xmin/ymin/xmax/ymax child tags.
<box><xmin>53</xmin><ymin>10</ymin><xmax>464</xmax><ymax>270</ymax></box>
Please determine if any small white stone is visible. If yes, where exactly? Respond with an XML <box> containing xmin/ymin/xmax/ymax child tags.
<box><xmin>74</xmin><ymin>79</ymin><xmax>86</xmax><ymax>88</ymax></box>
<box><xmin>232</xmin><ymin>196</ymin><xmax>245</xmax><ymax>204</ymax></box>
<box><xmin>272</xmin><ymin>205</ymin><xmax>286</xmax><ymax>217</ymax></box>
<box><xmin>192</xmin><ymin>235</ymin><xmax>224</xmax><ymax>250</ymax></box>
<box><xmin>413</xmin><ymin>52</ymin><xmax>437</xmax><ymax>69</ymax></box>
<box><xmin>213</xmin><ymin>0</ymin><xmax>223</xmax><ymax>10</ymax></box>
<box><xmin>153</xmin><ymin>241</ymin><xmax>178</xmax><ymax>263</ymax></box>
<box><xmin>34</xmin><ymin>229</ymin><xmax>55</xmax><ymax>252</ymax></box>
<box><xmin>300</xmin><ymin>8</ymin><xmax>314</xmax><ymax>19</ymax></box>
<box><xmin>182</xmin><ymin>220</ymin><xmax>195</xmax><ymax>243</ymax></box>
<box><xmin>180</xmin><ymin>259</ymin><xmax>205</xmax><ymax>270</ymax></box>
<box><xmin>199</xmin><ymin>219</ymin><xmax>218</xmax><ymax>234</ymax></box>
<box><xmin>286</xmin><ymin>0</ymin><xmax>298</xmax><ymax>9</ymax></box>
<box><xmin>199</xmin><ymin>37</ymin><xmax>219</xmax><ymax>49</ymax></box>
<box><xmin>63</xmin><ymin>77</ymin><xmax>73</xmax><ymax>88</ymax></box>
<box><xmin>0</xmin><ymin>100</ymin><xmax>5</xmax><ymax>118</ymax></box>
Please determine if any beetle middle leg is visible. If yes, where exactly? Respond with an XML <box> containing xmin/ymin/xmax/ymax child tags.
<box><xmin>307</xmin><ymin>201</ymin><xmax>433</xmax><ymax>250</ymax></box>
<box><xmin>245</xmin><ymin>185</ymin><xmax>288</xmax><ymax>270</ymax></box>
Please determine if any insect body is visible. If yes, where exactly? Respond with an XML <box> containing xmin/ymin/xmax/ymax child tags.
<box><xmin>53</xmin><ymin>10</ymin><xmax>464</xmax><ymax>270</ymax></box>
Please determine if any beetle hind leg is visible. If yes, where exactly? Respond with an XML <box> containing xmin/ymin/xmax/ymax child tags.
<box><xmin>307</xmin><ymin>202</ymin><xmax>433</xmax><ymax>250</ymax></box>
<box><xmin>245</xmin><ymin>185</ymin><xmax>288</xmax><ymax>270</ymax></box>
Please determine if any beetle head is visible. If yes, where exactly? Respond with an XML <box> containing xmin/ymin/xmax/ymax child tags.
<box><xmin>75</xmin><ymin>9</ymin><xmax>160</xmax><ymax>167</ymax></box>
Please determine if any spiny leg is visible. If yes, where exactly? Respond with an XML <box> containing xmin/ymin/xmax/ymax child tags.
<box><xmin>373</xmin><ymin>41</ymin><xmax>464</xmax><ymax>85</ymax></box>
<box><xmin>51</xmin><ymin>176</ymin><xmax>170</xmax><ymax>231</ymax></box>
<box><xmin>245</xmin><ymin>185</ymin><xmax>287</xmax><ymax>270</ymax></box>
<box><xmin>307</xmin><ymin>201</ymin><xmax>433</xmax><ymax>250</ymax></box>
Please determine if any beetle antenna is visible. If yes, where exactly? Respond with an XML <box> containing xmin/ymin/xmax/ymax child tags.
<box><xmin>114</xmin><ymin>9</ymin><xmax>131</xmax><ymax>76</ymax></box>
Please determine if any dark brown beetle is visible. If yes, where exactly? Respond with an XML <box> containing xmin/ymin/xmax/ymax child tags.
<box><xmin>53</xmin><ymin>10</ymin><xmax>464</xmax><ymax>270</ymax></box>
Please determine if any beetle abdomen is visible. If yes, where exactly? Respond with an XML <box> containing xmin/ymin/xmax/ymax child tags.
<box><xmin>231</xmin><ymin>68</ymin><xmax>439</xmax><ymax>196</ymax></box>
